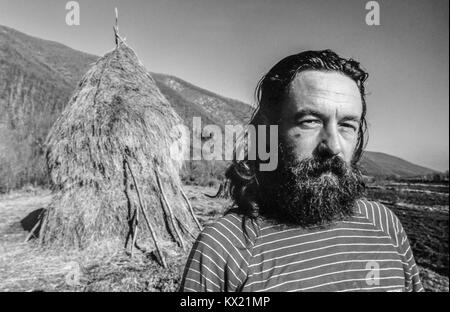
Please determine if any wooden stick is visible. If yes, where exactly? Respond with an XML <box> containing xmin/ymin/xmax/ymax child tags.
<box><xmin>130</xmin><ymin>206</ymin><xmax>139</xmax><ymax>258</ymax></box>
<box><xmin>125</xmin><ymin>159</ymin><xmax>166</xmax><ymax>268</ymax></box>
<box><xmin>155</xmin><ymin>169</ymin><xmax>185</xmax><ymax>250</ymax></box>
<box><xmin>179</xmin><ymin>185</ymin><xmax>203</xmax><ymax>231</ymax></box>
<box><xmin>113</xmin><ymin>8</ymin><xmax>126</xmax><ymax>46</ymax></box>
<box><xmin>123</xmin><ymin>160</ymin><xmax>132</xmax><ymax>251</ymax></box>
<box><xmin>176</xmin><ymin>217</ymin><xmax>196</xmax><ymax>240</ymax></box>
<box><xmin>38</xmin><ymin>210</ymin><xmax>49</xmax><ymax>246</ymax></box>
<box><xmin>115</xmin><ymin>8</ymin><xmax>119</xmax><ymax>32</ymax></box>
<box><xmin>24</xmin><ymin>215</ymin><xmax>42</xmax><ymax>243</ymax></box>
<box><xmin>114</xmin><ymin>8</ymin><xmax>119</xmax><ymax>46</ymax></box>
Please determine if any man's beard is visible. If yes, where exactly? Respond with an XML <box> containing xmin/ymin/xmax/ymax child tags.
<box><xmin>257</xmin><ymin>144</ymin><xmax>366</xmax><ymax>228</ymax></box>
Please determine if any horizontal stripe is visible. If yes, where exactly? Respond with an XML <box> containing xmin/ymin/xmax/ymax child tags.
<box><xmin>193</xmin><ymin>240</ymin><xmax>242</xmax><ymax>284</ymax></box>
<box><xmin>188</xmin><ymin>268</ymin><xmax>221</xmax><ymax>290</ymax></box>
<box><xmin>190</xmin><ymin>258</ymin><xmax>225</xmax><ymax>285</ymax></box>
<box><xmin>180</xmin><ymin>200</ymin><xmax>424</xmax><ymax>292</ymax></box>
<box><xmin>202</xmin><ymin>231</ymin><xmax>248</xmax><ymax>277</ymax></box>
<box><xmin>249</xmin><ymin>242</ymin><xmax>397</xmax><ymax>267</ymax></box>
<box><xmin>250</xmin><ymin>251</ymin><xmax>402</xmax><ymax>277</ymax></box>
<box><xmin>247</xmin><ymin>266</ymin><xmax>404</xmax><ymax>289</ymax></box>
<box><xmin>283</xmin><ymin>276</ymin><xmax>405</xmax><ymax>292</ymax></box>
<box><xmin>253</xmin><ymin>234</ymin><xmax>391</xmax><ymax>258</ymax></box>
<box><xmin>261</xmin><ymin>269</ymin><xmax>405</xmax><ymax>292</ymax></box>
<box><xmin>255</xmin><ymin>228</ymin><xmax>387</xmax><ymax>250</ymax></box>
<box><xmin>339</xmin><ymin>285</ymin><xmax>406</xmax><ymax>292</ymax></box>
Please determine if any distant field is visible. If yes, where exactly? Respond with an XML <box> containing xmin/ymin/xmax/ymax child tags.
<box><xmin>366</xmin><ymin>181</ymin><xmax>449</xmax><ymax>291</ymax></box>
<box><xmin>386</xmin><ymin>182</ymin><xmax>449</xmax><ymax>194</ymax></box>
<box><xmin>367</xmin><ymin>182</ymin><xmax>449</xmax><ymax>207</ymax></box>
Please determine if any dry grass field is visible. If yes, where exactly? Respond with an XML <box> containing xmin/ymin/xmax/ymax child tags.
<box><xmin>0</xmin><ymin>185</ymin><xmax>229</xmax><ymax>292</ymax></box>
<box><xmin>0</xmin><ymin>182</ymin><xmax>448</xmax><ymax>292</ymax></box>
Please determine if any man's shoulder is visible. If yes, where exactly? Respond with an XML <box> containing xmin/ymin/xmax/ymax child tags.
<box><xmin>199</xmin><ymin>211</ymin><xmax>260</xmax><ymax>248</ymax></box>
<box><xmin>355</xmin><ymin>198</ymin><xmax>402</xmax><ymax>237</ymax></box>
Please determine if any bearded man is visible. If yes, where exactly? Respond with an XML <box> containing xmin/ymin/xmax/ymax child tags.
<box><xmin>179</xmin><ymin>50</ymin><xmax>423</xmax><ymax>292</ymax></box>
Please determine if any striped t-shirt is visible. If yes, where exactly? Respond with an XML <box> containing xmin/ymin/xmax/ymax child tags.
<box><xmin>179</xmin><ymin>199</ymin><xmax>424</xmax><ymax>292</ymax></box>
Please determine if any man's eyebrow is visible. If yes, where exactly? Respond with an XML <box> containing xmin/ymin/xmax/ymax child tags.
<box><xmin>293</xmin><ymin>109</ymin><xmax>361</xmax><ymax>122</ymax></box>
<box><xmin>340</xmin><ymin>115</ymin><xmax>361</xmax><ymax>122</ymax></box>
<box><xmin>293</xmin><ymin>109</ymin><xmax>326</xmax><ymax>120</ymax></box>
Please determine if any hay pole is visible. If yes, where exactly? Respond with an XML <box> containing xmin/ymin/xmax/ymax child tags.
<box><xmin>24</xmin><ymin>212</ymin><xmax>44</xmax><ymax>243</ymax></box>
<box><xmin>125</xmin><ymin>159</ymin><xmax>167</xmax><ymax>268</ymax></box>
<box><xmin>179</xmin><ymin>185</ymin><xmax>203</xmax><ymax>231</ymax></box>
<box><xmin>176</xmin><ymin>217</ymin><xmax>197</xmax><ymax>240</ymax></box>
<box><xmin>113</xmin><ymin>7</ymin><xmax>126</xmax><ymax>47</ymax></box>
<box><xmin>38</xmin><ymin>210</ymin><xmax>49</xmax><ymax>246</ymax></box>
<box><xmin>130</xmin><ymin>205</ymin><xmax>139</xmax><ymax>258</ymax></box>
<box><xmin>24</xmin><ymin>221</ymin><xmax>39</xmax><ymax>242</ymax></box>
<box><xmin>154</xmin><ymin>169</ymin><xmax>186</xmax><ymax>250</ymax></box>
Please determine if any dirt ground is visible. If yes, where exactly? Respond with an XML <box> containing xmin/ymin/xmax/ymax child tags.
<box><xmin>0</xmin><ymin>184</ymin><xmax>448</xmax><ymax>292</ymax></box>
<box><xmin>0</xmin><ymin>185</ymin><xmax>230</xmax><ymax>292</ymax></box>
<box><xmin>366</xmin><ymin>182</ymin><xmax>449</xmax><ymax>292</ymax></box>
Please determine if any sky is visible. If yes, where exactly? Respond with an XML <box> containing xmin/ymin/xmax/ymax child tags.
<box><xmin>0</xmin><ymin>0</ymin><xmax>448</xmax><ymax>171</ymax></box>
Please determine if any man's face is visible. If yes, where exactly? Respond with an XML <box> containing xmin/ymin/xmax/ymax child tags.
<box><xmin>257</xmin><ymin>70</ymin><xmax>365</xmax><ymax>227</ymax></box>
<box><xmin>279</xmin><ymin>70</ymin><xmax>362</xmax><ymax>165</ymax></box>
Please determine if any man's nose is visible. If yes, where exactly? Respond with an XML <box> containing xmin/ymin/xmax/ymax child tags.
<box><xmin>320</xmin><ymin>126</ymin><xmax>343</xmax><ymax>157</ymax></box>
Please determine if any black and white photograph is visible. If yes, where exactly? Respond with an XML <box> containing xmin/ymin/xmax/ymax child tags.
<box><xmin>0</xmin><ymin>0</ymin><xmax>448</xmax><ymax>297</ymax></box>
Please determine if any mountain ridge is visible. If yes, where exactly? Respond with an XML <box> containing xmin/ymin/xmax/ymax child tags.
<box><xmin>0</xmin><ymin>24</ymin><xmax>441</xmax><ymax>190</ymax></box>
<box><xmin>360</xmin><ymin>151</ymin><xmax>440</xmax><ymax>178</ymax></box>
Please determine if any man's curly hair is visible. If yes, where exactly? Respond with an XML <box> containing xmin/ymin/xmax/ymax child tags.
<box><xmin>224</xmin><ymin>49</ymin><xmax>369</xmax><ymax>220</ymax></box>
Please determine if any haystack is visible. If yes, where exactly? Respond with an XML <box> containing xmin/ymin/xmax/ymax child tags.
<box><xmin>39</xmin><ymin>30</ymin><xmax>201</xmax><ymax>266</ymax></box>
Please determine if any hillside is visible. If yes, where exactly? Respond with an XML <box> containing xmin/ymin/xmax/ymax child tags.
<box><xmin>0</xmin><ymin>24</ymin><xmax>252</xmax><ymax>190</ymax></box>
<box><xmin>0</xmin><ymin>24</ymin><xmax>439</xmax><ymax>191</ymax></box>
<box><xmin>152</xmin><ymin>73</ymin><xmax>252</xmax><ymax>127</ymax></box>
<box><xmin>0</xmin><ymin>25</ymin><xmax>100</xmax><ymax>190</ymax></box>
<box><xmin>360</xmin><ymin>151</ymin><xmax>439</xmax><ymax>178</ymax></box>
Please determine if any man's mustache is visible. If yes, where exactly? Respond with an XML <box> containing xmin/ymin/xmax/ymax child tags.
<box><xmin>290</xmin><ymin>155</ymin><xmax>348</xmax><ymax>179</ymax></box>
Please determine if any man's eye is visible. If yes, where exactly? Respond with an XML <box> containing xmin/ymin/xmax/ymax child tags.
<box><xmin>299</xmin><ymin>119</ymin><xmax>321</xmax><ymax>128</ymax></box>
<box><xmin>340</xmin><ymin>123</ymin><xmax>357</xmax><ymax>131</ymax></box>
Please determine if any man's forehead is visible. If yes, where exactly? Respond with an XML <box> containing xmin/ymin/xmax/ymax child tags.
<box><xmin>289</xmin><ymin>71</ymin><xmax>361</xmax><ymax>101</ymax></box>
<box><xmin>285</xmin><ymin>70</ymin><xmax>362</xmax><ymax>115</ymax></box>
